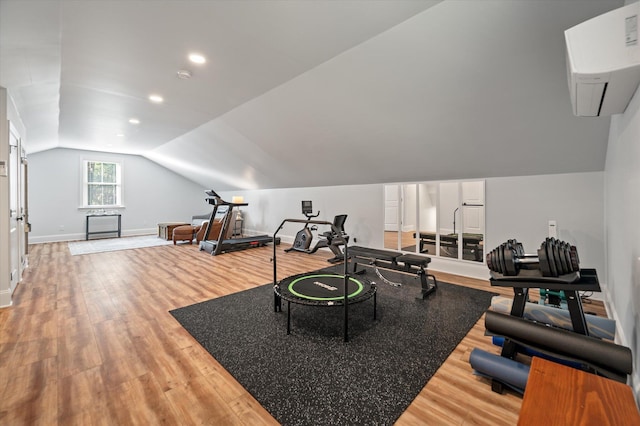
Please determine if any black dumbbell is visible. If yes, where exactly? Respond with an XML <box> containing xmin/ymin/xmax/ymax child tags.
<box><xmin>487</xmin><ymin>238</ymin><xmax>580</xmax><ymax>277</ymax></box>
<box><xmin>486</xmin><ymin>239</ymin><xmax>539</xmax><ymax>276</ymax></box>
<box><xmin>537</xmin><ymin>238</ymin><xmax>580</xmax><ymax>277</ymax></box>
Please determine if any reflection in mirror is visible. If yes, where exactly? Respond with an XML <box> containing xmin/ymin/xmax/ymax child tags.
<box><xmin>384</xmin><ymin>184</ymin><xmax>418</xmax><ymax>251</ymax></box>
<box><xmin>460</xmin><ymin>181</ymin><xmax>485</xmax><ymax>262</ymax></box>
<box><xmin>401</xmin><ymin>184</ymin><xmax>417</xmax><ymax>251</ymax></box>
<box><xmin>384</xmin><ymin>180</ymin><xmax>484</xmax><ymax>262</ymax></box>
<box><xmin>438</xmin><ymin>182</ymin><xmax>459</xmax><ymax>259</ymax></box>
<box><xmin>417</xmin><ymin>183</ymin><xmax>438</xmax><ymax>255</ymax></box>
<box><xmin>384</xmin><ymin>185</ymin><xmax>400</xmax><ymax>250</ymax></box>
<box><xmin>388</xmin><ymin>179</ymin><xmax>485</xmax><ymax>263</ymax></box>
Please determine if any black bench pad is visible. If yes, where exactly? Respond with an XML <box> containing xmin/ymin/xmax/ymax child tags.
<box><xmin>396</xmin><ymin>254</ymin><xmax>431</xmax><ymax>267</ymax></box>
<box><xmin>349</xmin><ymin>246</ymin><xmax>401</xmax><ymax>262</ymax></box>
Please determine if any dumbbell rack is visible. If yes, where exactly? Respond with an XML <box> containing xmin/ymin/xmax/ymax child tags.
<box><xmin>489</xmin><ymin>269</ymin><xmax>600</xmax><ymax>394</ymax></box>
<box><xmin>490</xmin><ymin>268</ymin><xmax>600</xmax><ymax>344</ymax></box>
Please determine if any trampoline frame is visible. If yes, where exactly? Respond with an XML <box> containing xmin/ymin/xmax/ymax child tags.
<box><xmin>273</xmin><ymin>218</ymin><xmax>376</xmax><ymax>342</ymax></box>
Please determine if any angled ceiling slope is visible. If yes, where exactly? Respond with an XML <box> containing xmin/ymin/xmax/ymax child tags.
<box><xmin>1</xmin><ymin>0</ymin><xmax>622</xmax><ymax>191</ymax></box>
<box><xmin>150</xmin><ymin>0</ymin><xmax>621</xmax><ymax>190</ymax></box>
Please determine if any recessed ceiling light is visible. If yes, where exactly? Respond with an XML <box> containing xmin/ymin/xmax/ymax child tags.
<box><xmin>176</xmin><ymin>69</ymin><xmax>192</xmax><ymax>80</ymax></box>
<box><xmin>188</xmin><ymin>53</ymin><xmax>206</xmax><ymax>64</ymax></box>
<box><xmin>129</xmin><ymin>118</ymin><xmax>140</xmax><ymax>124</ymax></box>
<box><xmin>116</xmin><ymin>133</ymin><xmax>125</xmax><ymax>138</ymax></box>
<box><xmin>149</xmin><ymin>94</ymin><xmax>164</xmax><ymax>103</ymax></box>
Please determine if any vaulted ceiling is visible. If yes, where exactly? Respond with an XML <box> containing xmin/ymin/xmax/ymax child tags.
<box><xmin>0</xmin><ymin>0</ymin><xmax>623</xmax><ymax>190</ymax></box>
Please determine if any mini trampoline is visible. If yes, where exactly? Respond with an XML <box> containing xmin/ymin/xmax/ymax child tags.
<box><xmin>272</xmin><ymin>218</ymin><xmax>377</xmax><ymax>341</ymax></box>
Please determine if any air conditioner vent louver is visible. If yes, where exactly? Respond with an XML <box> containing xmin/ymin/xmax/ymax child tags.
<box><xmin>565</xmin><ymin>3</ymin><xmax>640</xmax><ymax>117</ymax></box>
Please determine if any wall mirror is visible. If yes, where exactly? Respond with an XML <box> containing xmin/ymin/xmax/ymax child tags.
<box><xmin>384</xmin><ymin>180</ymin><xmax>485</xmax><ymax>263</ymax></box>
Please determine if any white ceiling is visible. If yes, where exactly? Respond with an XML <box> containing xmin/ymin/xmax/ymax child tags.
<box><xmin>0</xmin><ymin>0</ymin><xmax>623</xmax><ymax>190</ymax></box>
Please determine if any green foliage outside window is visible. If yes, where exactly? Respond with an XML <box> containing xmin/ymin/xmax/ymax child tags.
<box><xmin>86</xmin><ymin>161</ymin><xmax>120</xmax><ymax>206</ymax></box>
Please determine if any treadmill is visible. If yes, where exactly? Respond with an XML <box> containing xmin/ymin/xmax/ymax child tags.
<box><xmin>199</xmin><ymin>190</ymin><xmax>280</xmax><ymax>255</ymax></box>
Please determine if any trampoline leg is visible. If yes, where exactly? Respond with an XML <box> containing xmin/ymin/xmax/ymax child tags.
<box><xmin>373</xmin><ymin>291</ymin><xmax>377</xmax><ymax>320</ymax></box>
<box><xmin>287</xmin><ymin>301</ymin><xmax>291</xmax><ymax>335</ymax></box>
<box><xmin>274</xmin><ymin>292</ymin><xmax>281</xmax><ymax>312</ymax></box>
<box><xmin>344</xmin><ymin>299</ymin><xmax>349</xmax><ymax>343</ymax></box>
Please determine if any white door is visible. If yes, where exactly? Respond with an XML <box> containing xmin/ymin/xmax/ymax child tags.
<box><xmin>461</xmin><ymin>181</ymin><xmax>485</xmax><ymax>235</ymax></box>
<box><xmin>9</xmin><ymin>125</ymin><xmax>20</xmax><ymax>293</ymax></box>
<box><xmin>384</xmin><ymin>185</ymin><xmax>399</xmax><ymax>232</ymax></box>
<box><xmin>20</xmin><ymin>152</ymin><xmax>28</xmax><ymax>268</ymax></box>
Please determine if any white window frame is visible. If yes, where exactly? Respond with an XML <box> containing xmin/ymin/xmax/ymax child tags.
<box><xmin>81</xmin><ymin>159</ymin><xmax>123</xmax><ymax>208</ymax></box>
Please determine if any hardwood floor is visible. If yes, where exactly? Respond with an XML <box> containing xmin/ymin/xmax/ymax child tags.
<box><xmin>0</xmin><ymin>240</ymin><xmax>606</xmax><ymax>425</ymax></box>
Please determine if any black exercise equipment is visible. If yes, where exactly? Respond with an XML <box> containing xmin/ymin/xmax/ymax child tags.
<box><xmin>486</xmin><ymin>238</ymin><xmax>580</xmax><ymax>279</ymax></box>
<box><xmin>284</xmin><ymin>200</ymin><xmax>349</xmax><ymax>263</ymax></box>
<box><xmin>199</xmin><ymin>190</ymin><xmax>280</xmax><ymax>255</ymax></box>
<box><xmin>273</xmin><ymin>218</ymin><xmax>375</xmax><ymax>342</ymax></box>
<box><xmin>484</xmin><ymin>240</ymin><xmax>606</xmax><ymax>393</ymax></box>
<box><xmin>348</xmin><ymin>246</ymin><xmax>437</xmax><ymax>299</ymax></box>
<box><xmin>285</xmin><ymin>201</ymin><xmax>320</xmax><ymax>252</ymax></box>
<box><xmin>485</xmin><ymin>310</ymin><xmax>632</xmax><ymax>384</ymax></box>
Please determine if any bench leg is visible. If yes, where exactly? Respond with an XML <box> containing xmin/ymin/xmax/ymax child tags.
<box><xmin>417</xmin><ymin>269</ymin><xmax>438</xmax><ymax>300</ymax></box>
<box><xmin>352</xmin><ymin>260</ymin><xmax>365</xmax><ymax>275</ymax></box>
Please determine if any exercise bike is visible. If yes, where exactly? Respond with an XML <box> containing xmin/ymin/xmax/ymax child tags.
<box><xmin>285</xmin><ymin>201</ymin><xmax>319</xmax><ymax>252</ymax></box>
<box><xmin>285</xmin><ymin>200</ymin><xmax>349</xmax><ymax>263</ymax></box>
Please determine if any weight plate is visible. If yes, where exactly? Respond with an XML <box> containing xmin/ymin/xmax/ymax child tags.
<box><xmin>545</xmin><ymin>241</ymin><xmax>558</xmax><ymax>277</ymax></box>
<box><xmin>504</xmin><ymin>247</ymin><xmax>518</xmax><ymax>276</ymax></box>
<box><xmin>498</xmin><ymin>245</ymin><xmax>507</xmax><ymax>275</ymax></box>
<box><xmin>569</xmin><ymin>246</ymin><xmax>580</xmax><ymax>271</ymax></box>
<box><xmin>563</xmin><ymin>242</ymin><xmax>573</xmax><ymax>272</ymax></box>
<box><xmin>491</xmin><ymin>249</ymin><xmax>498</xmax><ymax>273</ymax></box>
<box><xmin>558</xmin><ymin>242</ymin><xmax>569</xmax><ymax>275</ymax></box>
<box><xmin>538</xmin><ymin>246</ymin><xmax>552</xmax><ymax>277</ymax></box>
<box><xmin>552</xmin><ymin>243</ymin><xmax>564</xmax><ymax>275</ymax></box>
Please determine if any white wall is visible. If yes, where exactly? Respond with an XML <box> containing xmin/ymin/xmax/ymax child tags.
<box><xmin>0</xmin><ymin>88</ymin><xmax>27</xmax><ymax>307</ymax></box>
<box><xmin>485</xmin><ymin>172</ymin><xmax>605</xmax><ymax>279</ymax></box>
<box><xmin>220</xmin><ymin>171</ymin><xmax>605</xmax><ymax>282</ymax></box>
<box><xmin>605</xmin><ymin>86</ymin><xmax>640</xmax><ymax>399</ymax></box>
<box><xmin>28</xmin><ymin>148</ymin><xmax>208</xmax><ymax>242</ymax></box>
<box><xmin>0</xmin><ymin>88</ymin><xmax>10</xmax><ymax>306</ymax></box>
<box><xmin>219</xmin><ymin>184</ymin><xmax>384</xmax><ymax>249</ymax></box>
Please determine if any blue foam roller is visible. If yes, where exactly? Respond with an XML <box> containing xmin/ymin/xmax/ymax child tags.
<box><xmin>469</xmin><ymin>348</ymin><xmax>530</xmax><ymax>393</ymax></box>
<box><xmin>491</xmin><ymin>296</ymin><xmax>616</xmax><ymax>340</ymax></box>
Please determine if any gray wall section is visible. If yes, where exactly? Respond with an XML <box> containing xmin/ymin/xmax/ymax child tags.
<box><xmin>219</xmin><ymin>171</ymin><xmax>605</xmax><ymax>282</ymax></box>
<box><xmin>485</xmin><ymin>172</ymin><xmax>605</xmax><ymax>280</ymax></box>
<box><xmin>606</xmin><ymin>85</ymin><xmax>640</xmax><ymax>400</ymax></box>
<box><xmin>28</xmin><ymin>148</ymin><xmax>208</xmax><ymax>242</ymax></box>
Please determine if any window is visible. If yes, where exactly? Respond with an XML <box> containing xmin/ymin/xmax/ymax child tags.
<box><xmin>82</xmin><ymin>160</ymin><xmax>122</xmax><ymax>207</ymax></box>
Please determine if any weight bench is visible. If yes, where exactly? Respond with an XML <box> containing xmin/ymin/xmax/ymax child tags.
<box><xmin>349</xmin><ymin>246</ymin><xmax>437</xmax><ymax>299</ymax></box>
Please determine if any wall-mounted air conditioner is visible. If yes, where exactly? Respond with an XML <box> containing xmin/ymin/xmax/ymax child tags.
<box><xmin>565</xmin><ymin>2</ymin><xmax>640</xmax><ymax>117</ymax></box>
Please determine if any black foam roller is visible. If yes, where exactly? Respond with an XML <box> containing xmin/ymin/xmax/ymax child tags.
<box><xmin>485</xmin><ymin>311</ymin><xmax>632</xmax><ymax>377</ymax></box>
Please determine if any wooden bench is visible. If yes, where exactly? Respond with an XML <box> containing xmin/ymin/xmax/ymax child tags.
<box><xmin>348</xmin><ymin>246</ymin><xmax>437</xmax><ymax>299</ymax></box>
<box><xmin>518</xmin><ymin>357</ymin><xmax>640</xmax><ymax>426</ymax></box>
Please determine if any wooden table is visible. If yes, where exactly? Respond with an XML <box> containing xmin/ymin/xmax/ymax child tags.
<box><xmin>86</xmin><ymin>213</ymin><xmax>121</xmax><ymax>240</ymax></box>
<box><xmin>518</xmin><ymin>357</ymin><xmax>640</xmax><ymax>426</ymax></box>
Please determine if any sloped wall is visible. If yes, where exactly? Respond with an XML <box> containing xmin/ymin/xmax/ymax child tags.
<box><xmin>605</xmin><ymin>87</ymin><xmax>640</xmax><ymax>401</ymax></box>
<box><xmin>28</xmin><ymin>148</ymin><xmax>208</xmax><ymax>242</ymax></box>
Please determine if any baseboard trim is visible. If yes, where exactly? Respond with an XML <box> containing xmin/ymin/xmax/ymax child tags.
<box><xmin>0</xmin><ymin>288</ymin><xmax>12</xmax><ymax>308</ymax></box>
<box><xmin>29</xmin><ymin>228</ymin><xmax>157</xmax><ymax>244</ymax></box>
